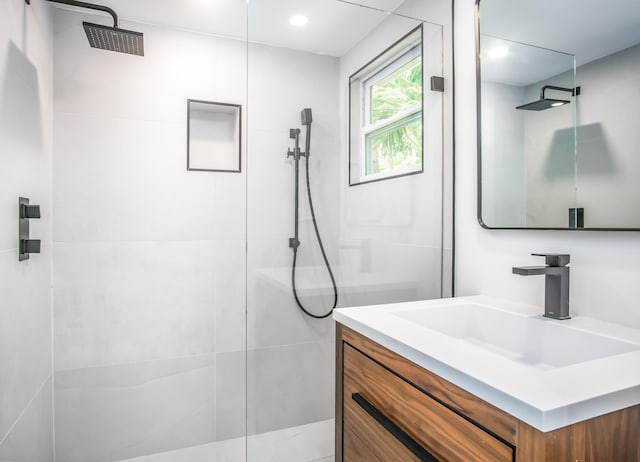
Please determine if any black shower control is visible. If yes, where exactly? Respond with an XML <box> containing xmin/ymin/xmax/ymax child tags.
<box><xmin>21</xmin><ymin>204</ymin><xmax>41</xmax><ymax>219</ymax></box>
<box><xmin>20</xmin><ymin>239</ymin><xmax>41</xmax><ymax>255</ymax></box>
<box><xmin>19</xmin><ymin>197</ymin><xmax>41</xmax><ymax>261</ymax></box>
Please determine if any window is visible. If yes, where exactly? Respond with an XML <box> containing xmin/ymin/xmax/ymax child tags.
<box><xmin>349</xmin><ymin>25</ymin><xmax>423</xmax><ymax>185</ymax></box>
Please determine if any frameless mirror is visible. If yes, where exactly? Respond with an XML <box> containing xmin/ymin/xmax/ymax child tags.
<box><xmin>477</xmin><ymin>0</ymin><xmax>640</xmax><ymax>229</ymax></box>
<box><xmin>187</xmin><ymin>99</ymin><xmax>242</xmax><ymax>172</ymax></box>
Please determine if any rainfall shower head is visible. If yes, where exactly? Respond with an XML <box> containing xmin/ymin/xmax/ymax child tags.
<box><xmin>83</xmin><ymin>22</ymin><xmax>144</xmax><ymax>56</ymax></box>
<box><xmin>46</xmin><ymin>0</ymin><xmax>144</xmax><ymax>56</ymax></box>
<box><xmin>516</xmin><ymin>85</ymin><xmax>580</xmax><ymax>111</ymax></box>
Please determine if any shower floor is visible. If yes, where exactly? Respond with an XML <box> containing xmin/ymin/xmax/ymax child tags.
<box><xmin>119</xmin><ymin>419</ymin><xmax>334</xmax><ymax>462</ymax></box>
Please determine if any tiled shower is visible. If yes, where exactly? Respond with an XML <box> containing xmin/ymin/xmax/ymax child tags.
<box><xmin>0</xmin><ymin>0</ymin><xmax>452</xmax><ymax>461</ymax></box>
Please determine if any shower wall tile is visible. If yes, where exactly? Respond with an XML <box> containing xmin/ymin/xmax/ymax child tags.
<box><xmin>246</xmin><ymin>340</ymin><xmax>334</xmax><ymax>435</ymax></box>
<box><xmin>53</xmin><ymin>241</ymin><xmax>217</xmax><ymax>370</ymax></box>
<box><xmin>246</xmin><ymin>239</ymin><xmax>334</xmax><ymax>349</ymax></box>
<box><xmin>0</xmin><ymin>56</ymin><xmax>52</xmax><ymax>251</ymax></box>
<box><xmin>53</xmin><ymin>113</ymin><xmax>246</xmax><ymax>243</ymax></box>
<box><xmin>0</xmin><ymin>249</ymin><xmax>52</xmax><ymax>441</ymax></box>
<box><xmin>53</xmin><ymin>13</ymin><xmax>247</xmax><ymax>124</ymax></box>
<box><xmin>247</xmin><ymin>44</ymin><xmax>338</xmax><ymax>133</ymax></box>
<box><xmin>215</xmin><ymin>351</ymin><xmax>246</xmax><ymax>441</ymax></box>
<box><xmin>215</xmin><ymin>239</ymin><xmax>246</xmax><ymax>353</ymax></box>
<box><xmin>246</xmin><ymin>129</ymin><xmax>296</xmax><ymax>241</ymax></box>
<box><xmin>0</xmin><ymin>378</ymin><xmax>54</xmax><ymax>462</ymax></box>
<box><xmin>54</xmin><ymin>355</ymin><xmax>216</xmax><ymax>462</ymax></box>
<box><xmin>0</xmin><ymin>0</ymin><xmax>54</xmax><ymax>458</ymax></box>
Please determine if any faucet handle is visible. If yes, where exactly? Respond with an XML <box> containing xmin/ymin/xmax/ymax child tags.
<box><xmin>532</xmin><ymin>253</ymin><xmax>570</xmax><ymax>267</ymax></box>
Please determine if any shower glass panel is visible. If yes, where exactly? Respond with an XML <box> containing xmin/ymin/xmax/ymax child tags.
<box><xmin>51</xmin><ymin>3</ymin><xmax>247</xmax><ymax>461</ymax></box>
<box><xmin>246</xmin><ymin>1</ymin><xmax>449</xmax><ymax>460</ymax></box>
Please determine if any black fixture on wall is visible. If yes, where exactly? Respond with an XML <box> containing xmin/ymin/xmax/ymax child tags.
<box><xmin>287</xmin><ymin>108</ymin><xmax>338</xmax><ymax>319</ymax></box>
<box><xmin>516</xmin><ymin>85</ymin><xmax>581</xmax><ymax>111</ymax></box>
<box><xmin>35</xmin><ymin>0</ymin><xmax>145</xmax><ymax>56</ymax></box>
<box><xmin>19</xmin><ymin>197</ymin><xmax>41</xmax><ymax>261</ymax></box>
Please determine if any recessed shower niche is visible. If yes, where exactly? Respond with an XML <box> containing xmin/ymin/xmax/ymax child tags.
<box><xmin>187</xmin><ymin>99</ymin><xmax>242</xmax><ymax>172</ymax></box>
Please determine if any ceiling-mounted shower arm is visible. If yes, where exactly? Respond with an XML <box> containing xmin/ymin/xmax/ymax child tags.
<box><xmin>540</xmin><ymin>85</ymin><xmax>581</xmax><ymax>99</ymax></box>
<box><xmin>45</xmin><ymin>0</ymin><xmax>119</xmax><ymax>27</ymax></box>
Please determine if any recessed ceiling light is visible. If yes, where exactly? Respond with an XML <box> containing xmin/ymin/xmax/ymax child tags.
<box><xmin>486</xmin><ymin>46</ymin><xmax>509</xmax><ymax>59</ymax></box>
<box><xmin>289</xmin><ymin>15</ymin><xmax>309</xmax><ymax>27</ymax></box>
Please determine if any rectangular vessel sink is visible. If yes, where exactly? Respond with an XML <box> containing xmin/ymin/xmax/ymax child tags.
<box><xmin>393</xmin><ymin>303</ymin><xmax>640</xmax><ymax>370</ymax></box>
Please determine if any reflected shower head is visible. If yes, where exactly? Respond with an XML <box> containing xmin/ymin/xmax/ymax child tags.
<box><xmin>83</xmin><ymin>22</ymin><xmax>144</xmax><ymax>56</ymax></box>
<box><xmin>516</xmin><ymin>85</ymin><xmax>580</xmax><ymax>111</ymax></box>
<box><xmin>516</xmin><ymin>98</ymin><xmax>570</xmax><ymax>111</ymax></box>
<box><xmin>45</xmin><ymin>0</ymin><xmax>144</xmax><ymax>56</ymax></box>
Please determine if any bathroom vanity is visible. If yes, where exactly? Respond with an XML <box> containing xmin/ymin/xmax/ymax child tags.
<box><xmin>334</xmin><ymin>297</ymin><xmax>640</xmax><ymax>461</ymax></box>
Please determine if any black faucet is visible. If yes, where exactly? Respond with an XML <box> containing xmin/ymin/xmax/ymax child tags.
<box><xmin>512</xmin><ymin>253</ymin><xmax>570</xmax><ymax>320</ymax></box>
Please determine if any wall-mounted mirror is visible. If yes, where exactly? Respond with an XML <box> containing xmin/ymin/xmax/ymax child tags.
<box><xmin>476</xmin><ymin>0</ymin><xmax>640</xmax><ymax>230</ymax></box>
<box><xmin>187</xmin><ymin>100</ymin><xmax>241</xmax><ymax>172</ymax></box>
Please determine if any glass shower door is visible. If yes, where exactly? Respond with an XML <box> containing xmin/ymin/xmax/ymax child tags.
<box><xmin>245</xmin><ymin>1</ymin><xmax>450</xmax><ymax>461</ymax></box>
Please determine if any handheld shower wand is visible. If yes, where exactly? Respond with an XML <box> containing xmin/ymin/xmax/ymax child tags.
<box><xmin>287</xmin><ymin>108</ymin><xmax>338</xmax><ymax>319</ymax></box>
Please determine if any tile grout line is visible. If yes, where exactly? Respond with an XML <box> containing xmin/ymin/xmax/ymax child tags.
<box><xmin>0</xmin><ymin>375</ymin><xmax>51</xmax><ymax>447</ymax></box>
<box><xmin>53</xmin><ymin>351</ymin><xmax>220</xmax><ymax>374</ymax></box>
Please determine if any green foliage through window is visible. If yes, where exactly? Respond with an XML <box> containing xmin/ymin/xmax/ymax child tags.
<box><xmin>370</xmin><ymin>56</ymin><xmax>422</xmax><ymax>124</ymax></box>
<box><xmin>348</xmin><ymin>25</ymin><xmax>424</xmax><ymax>184</ymax></box>
<box><xmin>364</xmin><ymin>49</ymin><xmax>422</xmax><ymax>178</ymax></box>
<box><xmin>366</xmin><ymin>113</ymin><xmax>422</xmax><ymax>175</ymax></box>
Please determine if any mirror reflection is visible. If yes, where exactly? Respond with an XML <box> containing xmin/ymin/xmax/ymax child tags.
<box><xmin>477</xmin><ymin>0</ymin><xmax>640</xmax><ymax>229</ymax></box>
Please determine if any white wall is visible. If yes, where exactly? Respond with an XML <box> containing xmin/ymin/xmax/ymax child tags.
<box><xmin>455</xmin><ymin>0</ymin><xmax>640</xmax><ymax>329</ymax></box>
<box><xmin>575</xmin><ymin>43</ymin><xmax>640</xmax><ymax>228</ymax></box>
<box><xmin>0</xmin><ymin>0</ymin><xmax>54</xmax><ymax>460</ymax></box>
<box><xmin>52</xmin><ymin>11</ymin><xmax>247</xmax><ymax>461</ymax></box>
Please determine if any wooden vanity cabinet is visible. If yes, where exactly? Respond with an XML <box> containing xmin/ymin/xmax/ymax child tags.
<box><xmin>335</xmin><ymin>323</ymin><xmax>640</xmax><ymax>462</ymax></box>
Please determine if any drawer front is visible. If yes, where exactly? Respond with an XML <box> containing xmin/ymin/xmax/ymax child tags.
<box><xmin>344</xmin><ymin>424</ymin><xmax>384</xmax><ymax>462</ymax></box>
<box><xmin>343</xmin><ymin>343</ymin><xmax>514</xmax><ymax>462</ymax></box>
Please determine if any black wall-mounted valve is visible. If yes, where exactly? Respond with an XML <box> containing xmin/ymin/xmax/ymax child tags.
<box><xmin>21</xmin><ymin>203</ymin><xmax>41</xmax><ymax>219</ymax></box>
<box><xmin>19</xmin><ymin>197</ymin><xmax>41</xmax><ymax>261</ymax></box>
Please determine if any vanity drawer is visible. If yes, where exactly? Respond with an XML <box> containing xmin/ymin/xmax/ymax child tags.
<box><xmin>343</xmin><ymin>343</ymin><xmax>514</xmax><ymax>462</ymax></box>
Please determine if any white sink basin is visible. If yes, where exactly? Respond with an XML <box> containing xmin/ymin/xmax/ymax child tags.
<box><xmin>333</xmin><ymin>296</ymin><xmax>640</xmax><ymax>432</ymax></box>
<box><xmin>393</xmin><ymin>303</ymin><xmax>640</xmax><ymax>370</ymax></box>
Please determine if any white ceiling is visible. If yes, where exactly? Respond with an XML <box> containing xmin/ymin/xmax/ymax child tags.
<box><xmin>480</xmin><ymin>35</ymin><xmax>575</xmax><ymax>87</ymax></box>
<box><xmin>481</xmin><ymin>0</ymin><xmax>640</xmax><ymax>67</ymax></box>
<box><xmin>49</xmin><ymin>0</ymin><xmax>407</xmax><ymax>56</ymax></box>
<box><xmin>480</xmin><ymin>0</ymin><xmax>640</xmax><ymax>86</ymax></box>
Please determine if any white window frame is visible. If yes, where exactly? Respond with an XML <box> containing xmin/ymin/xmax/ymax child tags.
<box><xmin>359</xmin><ymin>43</ymin><xmax>423</xmax><ymax>182</ymax></box>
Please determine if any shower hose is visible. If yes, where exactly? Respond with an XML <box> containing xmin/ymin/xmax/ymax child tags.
<box><xmin>290</xmin><ymin>123</ymin><xmax>338</xmax><ymax>319</ymax></box>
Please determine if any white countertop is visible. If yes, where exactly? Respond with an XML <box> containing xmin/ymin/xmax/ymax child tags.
<box><xmin>334</xmin><ymin>295</ymin><xmax>640</xmax><ymax>432</ymax></box>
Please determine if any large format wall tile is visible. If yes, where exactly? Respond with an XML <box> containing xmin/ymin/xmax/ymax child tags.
<box><xmin>0</xmin><ymin>377</ymin><xmax>54</xmax><ymax>462</ymax></box>
<box><xmin>52</xmin><ymin>113</ymin><xmax>246</xmax><ymax>243</ymax></box>
<box><xmin>53</xmin><ymin>14</ymin><xmax>246</xmax><ymax>124</ymax></box>
<box><xmin>247</xmin><ymin>340</ymin><xmax>334</xmax><ymax>435</ymax></box>
<box><xmin>53</xmin><ymin>241</ymin><xmax>217</xmax><ymax>370</ymax></box>
<box><xmin>54</xmin><ymin>355</ymin><xmax>216</xmax><ymax>462</ymax></box>
<box><xmin>246</xmin><ymin>239</ymin><xmax>335</xmax><ymax>349</ymax></box>
<box><xmin>215</xmin><ymin>350</ymin><xmax>246</xmax><ymax>441</ymax></box>
<box><xmin>0</xmin><ymin>250</ymin><xmax>52</xmax><ymax>441</ymax></box>
<box><xmin>215</xmin><ymin>240</ymin><xmax>246</xmax><ymax>354</ymax></box>
<box><xmin>0</xmin><ymin>0</ymin><xmax>54</xmax><ymax>459</ymax></box>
